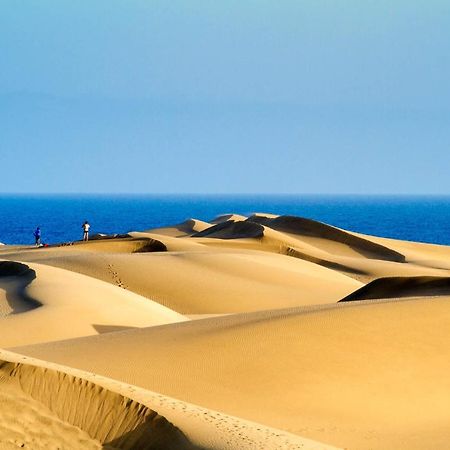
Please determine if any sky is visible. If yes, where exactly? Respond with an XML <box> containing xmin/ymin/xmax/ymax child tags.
<box><xmin>1</xmin><ymin>1</ymin><xmax>449</xmax><ymax>194</ymax></box>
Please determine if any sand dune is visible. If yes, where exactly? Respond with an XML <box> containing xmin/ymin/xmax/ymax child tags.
<box><xmin>192</xmin><ymin>220</ymin><xmax>265</xmax><ymax>239</ymax></box>
<box><xmin>145</xmin><ymin>219</ymin><xmax>211</xmax><ymax>237</ymax></box>
<box><xmin>0</xmin><ymin>260</ymin><xmax>185</xmax><ymax>347</ymax></box>
<box><xmin>189</xmin><ymin>222</ymin><xmax>450</xmax><ymax>284</ymax></box>
<box><xmin>0</xmin><ymin>249</ymin><xmax>361</xmax><ymax>315</ymax></box>
<box><xmin>15</xmin><ymin>297</ymin><xmax>450</xmax><ymax>450</ymax></box>
<box><xmin>0</xmin><ymin>350</ymin><xmax>194</xmax><ymax>450</ymax></box>
<box><xmin>0</xmin><ymin>261</ymin><xmax>39</xmax><ymax>317</ymax></box>
<box><xmin>0</xmin><ymin>349</ymin><xmax>334</xmax><ymax>450</ymax></box>
<box><xmin>340</xmin><ymin>275</ymin><xmax>450</xmax><ymax>301</ymax></box>
<box><xmin>66</xmin><ymin>236</ymin><xmax>168</xmax><ymax>253</ymax></box>
<box><xmin>2</xmin><ymin>213</ymin><xmax>450</xmax><ymax>449</ymax></box>
<box><xmin>248</xmin><ymin>215</ymin><xmax>406</xmax><ymax>262</ymax></box>
<box><xmin>210</xmin><ymin>214</ymin><xmax>248</xmax><ymax>224</ymax></box>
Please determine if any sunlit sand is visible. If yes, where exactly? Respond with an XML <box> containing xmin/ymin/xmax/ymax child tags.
<box><xmin>1</xmin><ymin>213</ymin><xmax>450</xmax><ymax>449</ymax></box>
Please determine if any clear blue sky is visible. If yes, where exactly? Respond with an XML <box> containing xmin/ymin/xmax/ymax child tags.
<box><xmin>1</xmin><ymin>1</ymin><xmax>449</xmax><ymax>194</ymax></box>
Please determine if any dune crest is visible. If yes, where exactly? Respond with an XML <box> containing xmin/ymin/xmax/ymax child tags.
<box><xmin>3</xmin><ymin>213</ymin><xmax>450</xmax><ymax>449</ymax></box>
<box><xmin>16</xmin><ymin>296</ymin><xmax>450</xmax><ymax>450</ymax></box>
<box><xmin>248</xmin><ymin>215</ymin><xmax>406</xmax><ymax>262</ymax></box>
<box><xmin>0</xmin><ymin>350</ymin><xmax>336</xmax><ymax>450</ymax></box>
<box><xmin>145</xmin><ymin>219</ymin><xmax>211</xmax><ymax>237</ymax></box>
<box><xmin>192</xmin><ymin>220</ymin><xmax>265</xmax><ymax>239</ymax></box>
<box><xmin>340</xmin><ymin>275</ymin><xmax>450</xmax><ymax>301</ymax></box>
<box><xmin>0</xmin><ymin>351</ymin><xmax>194</xmax><ymax>450</ymax></box>
<box><xmin>210</xmin><ymin>214</ymin><xmax>247</xmax><ymax>224</ymax></box>
<box><xmin>0</xmin><ymin>260</ymin><xmax>186</xmax><ymax>347</ymax></box>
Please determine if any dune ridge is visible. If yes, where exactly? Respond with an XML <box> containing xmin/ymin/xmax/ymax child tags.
<box><xmin>340</xmin><ymin>275</ymin><xmax>450</xmax><ymax>301</ymax></box>
<box><xmin>145</xmin><ymin>219</ymin><xmax>211</xmax><ymax>237</ymax></box>
<box><xmin>0</xmin><ymin>260</ymin><xmax>186</xmax><ymax>347</ymax></box>
<box><xmin>15</xmin><ymin>295</ymin><xmax>450</xmax><ymax>450</ymax></box>
<box><xmin>0</xmin><ymin>350</ymin><xmax>335</xmax><ymax>450</ymax></box>
<box><xmin>192</xmin><ymin>220</ymin><xmax>265</xmax><ymax>239</ymax></box>
<box><xmin>2</xmin><ymin>212</ymin><xmax>450</xmax><ymax>449</ymax></box>
<box><xmin>210</xmin><ymin>214</ymin><xmax>248</xmax><ymax>224</ymax></box>
<box><xmin>248</xmin><ymin>215</ymin><xmax>406</xmax><ymax>262</ymax></box>
<box><xmin>0</xmin><ymin>351</ymin><xmax>194</xmax><ymax>450</ymax></box>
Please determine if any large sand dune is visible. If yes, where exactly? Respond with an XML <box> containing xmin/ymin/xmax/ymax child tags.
<box><xmin>1</xmin><ymin>213</ymin><xmax>450</xmax><ymax>449</ymax></box>
<box><xmin>0</xmin><ymin>350</ymin><xmax>193</xmax><ymax>450</ymax></box>
<box><xmin>0</xmin><ymin>259</ymin><xmax>185</xmax><ymax>347</ymax></box>
<box><xmin>0</xmin><ymin>243</ymin><xmax>362</xmax><ymax>314</ymax></box>
<box><xmin>0</xmin><ymin>349</ymin><xmax>333</xmax><ymax>450</ymax></box>
<box><xmin>146</xmin><ymin>219</ymin><xmax>212</xmax><ymax>237</ymax></box>
<box><xmin>15</xmin><ymin>297</ymin><xmax>450</xmax><ymax>450</ymax></box>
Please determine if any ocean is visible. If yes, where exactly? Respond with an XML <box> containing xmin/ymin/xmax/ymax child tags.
<box><xmin>1</xmin><ymin>194</ymin><xmax>450</xmax><ymax>246</ymax></box>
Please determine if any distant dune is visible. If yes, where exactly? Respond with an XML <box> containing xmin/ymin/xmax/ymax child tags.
<box><xmin>1</xmin><ymin>213</ymin><xmax>450</xmax><ymax>449</ymax></box>
<box><xmin>192</xmin><ymin>220</ymin><xmax>264</xmax><ymax>239</ymax></box>
<box><xmin>146</xmin><ymin>219</ymin><xmax>211</xmax><ymax>237</ymax></box>
<box><xmin>340</xmin><ymin>275</ymin><xmax>450</xmax><ymax>301</ymax></box>
<box><xmin>210</xmin><ymin>214</ymin><xmax>248</xmax><ymax>224</ymax></box>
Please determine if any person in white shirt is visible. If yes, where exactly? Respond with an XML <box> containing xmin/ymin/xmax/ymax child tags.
<box><xmin>82</xmin><ymin>221</ymin><xmax>91</xmax><ymax>241</ymax></box>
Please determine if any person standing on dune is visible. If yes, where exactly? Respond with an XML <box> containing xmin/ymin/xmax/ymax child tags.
<box><xmin>34</xmin><ymin>226</ymin><xmax>41</xmax><ymax>246</ymax></box>
<box><xmin>82</xmin><ymin>221</ymin><xmax>90</xmax><ymax>241</ymax></box>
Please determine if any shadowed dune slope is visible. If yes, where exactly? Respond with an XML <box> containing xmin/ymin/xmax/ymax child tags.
<box><xmin>0</xmin><ymin>250</ymin><xmax>361</xmax><ymax>315</ymax></box>
<box><xmin>15</xmin><ymin>298</ymin><xmax>450</xmax><ymax>450</ymax></box>
<box><xmin>0</xmin><ymin>260</ymin><xmax>34</xmax><ymax>277</ymax></box>
<box><xmin>340</xmin><ymin>276</ymin><xmax>450</xmax><ymax>301</ymax></box>
<box><xmin>0</xmin><ymin>261</ymin><xmax>186</xmax><ymax>347</ymax></box>
<box><xmin>192</xmin><ymin>220</ymin><xmax>264</xmax><ymax>239</ymax></box>
<box><xmin>0</xmin><ymin>354</ymin><xmax>194</xmax><ymax>450</ymax></box>
<box><xmin>61</xmin><ymin>237</ymin><xmax>168</xmax><ymax>253</ymax></box>
<box><xmin>0</xmin><ymin>350</ymin><xmax>334</xmax><ymax>450</ymax></box>
<box><xmin>248</xmin><ymin>215</ymin><xmax>406</xmax><ymax>262</ymax></box>
<box><xmin>0</xmin><ymin>261</ymin><xmax>39</xmax><ymax>317</ymax></box>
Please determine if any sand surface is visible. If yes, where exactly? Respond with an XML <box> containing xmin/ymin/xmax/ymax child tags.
<box><xmin>1</xmin><ymin>213</ymin><xmax>450</xmax><ymax>449</ymax></box>
<box><xmin>0</xmin><ymin>349</ymin><xmax>333</xmax><ymax>450</ymax></box>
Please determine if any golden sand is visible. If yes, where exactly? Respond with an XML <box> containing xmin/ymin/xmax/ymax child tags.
<box><xmin>1</xmin><ymin>214</ymin><xmax>450</xmax><ymax>449</ymax></box>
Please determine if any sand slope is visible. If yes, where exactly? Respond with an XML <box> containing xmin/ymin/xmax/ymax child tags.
<box><xmin>340</xmin><ymin>275</ymin><xmax>450</xmax><ymax>301</ymax></box>
<box><xmin>2</xmin><ymin>213</ymin><xmax>450</xmax><ymax>449</ymax></box>
<box><xmin>248</xmin><ymin>215</ymin><xmax>406</xmax><ymax>262</ymax></box>
<box><xmin>145</xmin><ymin>219</ymin><xmax>212</xmax><ymax>237</ymax></box>
<box><xmin>0</xmin><ymin>260</ymin><xmax>185</xmax><ymax>347</ymax></box>
<box><xmin>0</xmin><ymin>350</ymin><xmax>194</xmax><ymax>450</ymax></box>
<box><xmin>0</xmin><ymin>248</ymin><xmax>361</xmax><ymax>314</ymax></box>
<box><xmin>0</xmin><ymin>350</ymin><xmax>335</xmax><ymax>450</ymax></box>
<box><xmin>15</xmin><ymin>297</ymin><xmax>450</xmax><ymax>450</ymax></box>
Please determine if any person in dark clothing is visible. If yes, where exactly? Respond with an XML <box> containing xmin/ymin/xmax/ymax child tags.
<box><xmin>34</xmin><ymin>227</ymin><xmax>41</xmax><ymax>246</ymax></box>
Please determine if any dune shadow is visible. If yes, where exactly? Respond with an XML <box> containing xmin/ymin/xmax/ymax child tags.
<box><xmin>285</xmin><ymin>246</ymin><xmax>368</xmax><ymax>276</ymax></box>
<box><xmin>92</xmin><ymin>324</ymin><xmax>139</xmax><ymax>334</ymax></box>
<box><xmin>103</xmin><ymin>419</ymin><xmax>200</xmax><ymax>450</ymax></box>
<box><xmin>192</xmin><ymin>220</ymin><xmax>264</xmax><ymax>239</ymax></box>
<box><xmin>0</xmin><ymin>261</ymin><xmax>40</xmax><ymax>314</ymax></box>
<box><xmin>133</xmin><ymin>238</ymin><xmax>167</xmax><ymax>253</ymax></box>
<box><xmin>340</xmin><ymin>276</ymin><xmax>450</xmax><ymax>302</ymax></box>
<box><xmin>0</xmin><ymin>358</ymin><xmax>197</xmax><ymax>450</ymax></box>
<box><xmin>248</xmin><ymin>215</ymin><xmax>406</xmax><ymax>263</ymax></box>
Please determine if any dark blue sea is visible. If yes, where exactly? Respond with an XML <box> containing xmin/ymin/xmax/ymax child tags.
<box><xmin>1</xmin><ymin>195</ymin><xmax>450</xmax><ymax>246</ymax></box>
